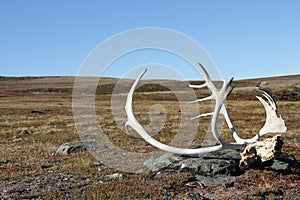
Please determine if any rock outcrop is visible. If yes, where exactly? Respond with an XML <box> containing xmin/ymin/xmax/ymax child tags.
<box><xmin>144</xmin><ymin>149</ymin><xmax>244</xmax><ymax>187</ymax></box>
<box><xmin>56</xmin><ymin>140</ymin><xmax>107</xmax><ymax>155</ymax></box>
<box><xmin>144</xmin><ymin>135</ymin><xmax>298</xmax><ymax>187</ymax></box>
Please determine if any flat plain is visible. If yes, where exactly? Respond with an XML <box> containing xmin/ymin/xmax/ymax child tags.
<box><xmin>0</xmin><ymin>74</ymin><xmax>299</xmax><ymax>199</ymax></box>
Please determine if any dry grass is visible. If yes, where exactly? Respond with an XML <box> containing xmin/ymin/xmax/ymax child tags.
<box><xmin>0</xmin><ymin>75</ymin><xmax>299</xmax><ymax>199</ymax></box>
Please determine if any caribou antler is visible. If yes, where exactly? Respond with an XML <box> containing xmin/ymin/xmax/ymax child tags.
<box><xmin>191</xmin><ymin>64</ymin><xmax>286</xmax><ymax>144</ymax></box>
<box><xmin>189</xmin><ymin>64</ymin><xmax>245</xmax><ymax>144</ymax></box>
<box><xmin>221</xmin><ymin>85</ymin><xmax>286</xmax><ymax>144</ymax></box>
<box><xmin>256</xmin><ymin>90</ymin><xmax>287</xmax><ymax>136</ymax></box>
<box><xmin>125</xmin><ymin>66</ymin><xmax>241</xmax><ymax>156</ymax></box>
<box><xmin>124</xmin><ymin>64</ymin><xmax>287</xmax><ymax>156</ymax></box>
<box><xmin>189</xmin><ymin>64</ymin><xmax>239</xmax><ymax>148</ymax></box>
<box><xmin>125</xmin><ymin>68</ymin><xmax>224</xmax><ymax>155</ymax></box>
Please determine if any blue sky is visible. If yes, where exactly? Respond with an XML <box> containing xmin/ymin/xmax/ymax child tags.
<box><xmin>0</xmin><ymin>0</ymin><xmax>299</xmax><ymax>80</ymax></box>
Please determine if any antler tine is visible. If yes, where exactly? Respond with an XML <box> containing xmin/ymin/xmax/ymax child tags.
<box><xmin>257</xmin><ymin>84</ymin><xmax>277</xmax><ymax>110</ymax></box>
<box><xmin>256</xmin><ymin>85</ymin><xmax>287</xmax><ymax>136</ymax></box>
<box><xmin>197</xmin><ymin>63</ymin><xmax>218</xmax><ymax>95</ymax></box>
<box><xmin>262</xmin><ymin>92</ymin><xmax>277</xmax><ymax>112</ymax></box>
<box><xmin>125</xmin><ymin>68</ymin><xmax>148</xmax><ymax>134</ymax></box>
<box><xmin>189</xmin><ymin>63</ymin><xmax>219</xmax><ymax>120</ymax></box>
<box><xmin>190</xmin><ymin>95</ymin><xmax>213</xmax><ymax>103</ymax></box>
<box><xmin>189</xmin><ymin>83</ymin><xmax>207</xmax><ymax>89</ymax></box>
<box><xmin>191</xmin><ymin>112</ymin><xmax>213</xmax><ymax>120</ymax></box>
<box><xmin>189</xmin><ymin>63</ymin><xmax>218</xmax><ymax>97</ymax></box>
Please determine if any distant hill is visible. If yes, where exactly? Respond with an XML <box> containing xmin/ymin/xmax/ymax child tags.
<box><xmin>0</xmin><ymin>74</ymin><xmax>299</xmax><ymax>101</ymax></box>
<box><xmin>232</xmin><ymin>74</ymin><xmax>300</xmax><ymax>101</ymax></box>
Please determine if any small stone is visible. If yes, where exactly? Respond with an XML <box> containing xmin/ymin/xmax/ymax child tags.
<box><xmin>185</xmin><ymin>181</ymin><xmax>204</xmax><ymax>188</ymax></box>
<box><xmin>0</xmin><ymin>160</ymin><xmax>9</xmax><ymax>165</ymax></box>
<box><xmin>55</xmin><ymin>140</ymin><xmax>107</xmax><ymax>155</ymax></box>
<box><xmin>104</xmin><ymin>173</ymin><xmax>122</xmax><ymax>181</ymax></box>
<box><xmin>20</xmin><ymin>130</ymin><xmax>31</xmax><ymax>135</ymax></box>
<box><xmin>31</xmin><ymin>110</ymin><xmax>44</xmax><ymax>114</ymax></box>
<box><xmin>12</xmin><ymin>138</ymin><xmax>23</xmax><ymax>142</ymax></box>
<box><xmin>93</xmin><ymin>161</ymin><xmax>105</xmax><ymax>167</ymax></box>
<box><xmin>158</xmin><ymin>111</ymin><xmax>165</xmax><ymax>115</ymax></box>
<box><xmin>41</xmin><ymin>164</ymin><xmax>53</xmax><ymax>169</ymax></box>
<box><xmin>225</xmin><ymin>181</ymin><xmax>234</xmax><ymax>188</ymax></box>
<box><xmin>271</xmin><ymin>159</ymin><xmax>289</xmax><ymax>171</ymax></box>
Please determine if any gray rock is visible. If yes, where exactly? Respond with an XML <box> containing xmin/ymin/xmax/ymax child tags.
<box><xmin>104</xmin><ymin>173</ymin><xmax>122</xmax><ymax>181</ymax></box>
<box><xmin>56</xmin><ymin>140</ymin><xmax>107</xmax><ymax>155</ymax></box>
<box><xmin>271</xmin><ymin>159</ymin><xmax>289</xmax><ymax>171</ymax></box>
<box><xmin>144</xmin><ymin>149</ymin><xmax>241</xmax><ymax>175</ymax></box>
<box><xmin>0</xmin><ymin>159</ymin><xmax>9</xmax><ymax>165</ymax></box>
<box><xmin>144</xmin><ymin>153</ymin><xmax>180</xmax><ymax>172</ymax></box>
<box><xmin>144</xmin><ymin>149</ymin><xmax>299</xmax><ymax>187</ymax></box>
<box><xmin>20</xmin><ymin>130</ymin><xmax>31</xmax><ymax>135</ymax></box>
<box><xmin>204</xmin><ymin>149</ymin><xmax>241</xmax><ymax>160</ymax></box>
<box><xmin>270</xmin><ymin>153</ymin><xmax>300</xmax><ymax>172</ymax></box>
<box><xmin>194</xmin><ymin>174</ymin><xmax>243</xmax><ymax>187</ymax></box>
<box><xmin>145</xmin><ymin>149</ymin><xmax>243</xmax><ymax>186</ymax></box>
<box><xmin>93</xmin><ymin>161</ymin><xmax>105</xmax><ymax>167</ymax></box>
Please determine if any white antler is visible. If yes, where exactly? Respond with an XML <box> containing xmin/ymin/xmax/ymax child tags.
<box><xmin>218</xmin><ymin>83</ymin><xmax>287</xmax><ymax>144</ymax></box>
<box><xmin>125</xmin><ymin>68</ymin><xmax>225</xmax><ymax>155</ymax></box>
<box><xmin>125</xmin><ymin>66</ymin><xmax>241</xmax><ymax>156</ymax></box>
<box><xmin>256</xmin><ymin>87</ymin><xmax>287</xmax><ymax>136</ymax></box>
<box><xmin>190</xmin><ymin>64</ymin><xmax>236</xmax><ymax>146</ymax></box>
<box><xmin>124</xmin><ymin>64</ymin><xmax>287</xmax><ymax>156</ymax></box>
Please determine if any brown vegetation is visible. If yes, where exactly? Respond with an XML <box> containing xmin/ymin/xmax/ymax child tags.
<box><xmin>0</xmin><ymin>75</ymin><xmax>299</xmax><ymax>199</ymax></box>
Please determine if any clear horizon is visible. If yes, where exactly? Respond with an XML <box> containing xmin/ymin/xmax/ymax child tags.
<box><xmin>0</xmin><ymin>0</ymin><xmax>299</xmax><ymax>80</ymax></box>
